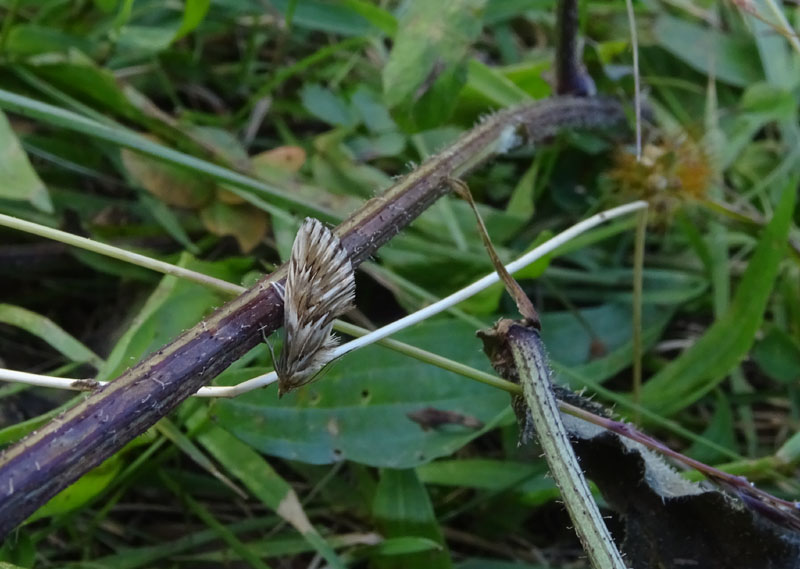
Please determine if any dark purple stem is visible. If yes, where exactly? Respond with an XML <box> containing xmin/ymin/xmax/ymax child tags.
<box><xmin>0</xmin><ymin>97</ymin><xmax>627</xmax><ymax>538</ymax></box>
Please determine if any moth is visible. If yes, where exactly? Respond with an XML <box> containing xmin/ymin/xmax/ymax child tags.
<box><xmin>273</xmin><ymin>217</ymin><xmax>356</xmax><ymax>396</ymax></box>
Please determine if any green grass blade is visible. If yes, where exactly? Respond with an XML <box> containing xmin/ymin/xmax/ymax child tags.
<box><xmin>186</xmin><ymin>409</ymin><xmax>346</xmax><ymax>569</ymax></box>
<box><xmin>0</xmin><ymin>88</ymin><xmax>337</xmax><ymax>221</ymax></box>
<box><xmin>0</xmin><ymin>304</ymin><xmax>103</xmax><ymax>368</ymax></box>
<box><xmin>640</xmin><ymin>179</ymin><xmax>797</xmax><ymax>415</ymax></box>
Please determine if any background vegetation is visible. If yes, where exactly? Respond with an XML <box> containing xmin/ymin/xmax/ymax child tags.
<box><xmin>0</xmin><ymin>0</ymin><xmax>799</xmax><ymax>567</ymax></box>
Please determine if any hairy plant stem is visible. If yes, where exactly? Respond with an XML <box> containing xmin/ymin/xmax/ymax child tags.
<box><xmin>0</xmin><ymin>96</ymin><xmax>625</xmax><ymax>537</ymax></box>
<box><xmin>507</xmin><ymin>324</ymin><xmax>627</xmax><ymax>569</ymax></box>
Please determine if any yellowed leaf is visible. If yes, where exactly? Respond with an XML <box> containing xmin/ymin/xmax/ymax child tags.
<box><xmin>121</xmin><ymin>139</ymin><xmax>214</xmax><ymax>208</ymax></box>
<box><xmin>252</xmin><ymin>145</ymin><xmax>307</xmax><ymax>179</ymax></box>
<box><xmin>199</xmin><ymin>201</ymin><xmax>268</xmax><ymax>252</ymax></box>
<box><xmin>216</xmin><ymin>187</ymin><xmax>246</xmax><ymax>204</ymax></box>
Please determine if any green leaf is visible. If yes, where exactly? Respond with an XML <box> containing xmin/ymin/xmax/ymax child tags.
<box><xmin>0</xmin><ymin>88</ymin><xmax>336</xmax><ymax>219</ymax></box>
<box><xmin>639</xmin><ymin>179</ymin><xmax>797</xmax><ymax>415</ymax></box>
<box><xmin>26</xmin><ymin>455</ymin><xmax>123</xmax><ymax>523</ymax></box>
<box><xmin>117</xmin><ymin>25</ymin><xmax>177</xmax><ymax>54</ymax></box>
<box><xmin>0</xmin><ymin>531</ymin><xmax>35</xmax><ymax>567</ymax></box>
<box><xmin>173</xmin><ymin>0</ymin><xmax>211</xmax><ymax>40</ymax></box>
<box><xmin>463</xmin><ymin>59</ymin><xmax>533</xmax><ymax>107</ymax></box>
<box><xmin>121</xmin><ymin>142</ymin><xmax>216</xmax><ymax>208</ymax></box>
<box><xmin>0</xmin><ymin>304</ymin><xmax>103</xmax><ymax>368</ymax></box>
<box><xmin>0</xmin><ymin>111</ymin><xmax>51</xmax><ymax>212</ymax></box>
<box><xmin>268</xmin><ymin>0</ymin><xmax>377</xmax><ymax>36</ymax></box>
<box><xmin>751</xmin><ymin>326</ymin><xmax>800</xmax><ymax>384</ymax></box>
<box><xmin>383</xmin><ymin>0</ymin><xmax>487</xmax><ymax>130</ymax></box>
<box><xmin>684</xmin><ymin>392</ymin><xmax>737</xmax><ymax>464</ymax></box>
<box><xmin>339</xmin><ymin>0</ymin><xmax>397</xmax><ymax>36</ymax></box>
<box><xmin>653</xmin><ymin>14</ymin><xmax>762</xmax><ymax>87</ymax></box>
<box><xmin>720</xmin><ymin>83</ymin><xmax>797</xmax><ymax>167</ymax></box>
<box><xmin>365</xmin><ymin>536</ymin><xmax>443</xmax><ymax>556</ymax></box>
<box><xmin>301</xmin><ymin>84</ymin><xmax>358</xmax><ymax>128</ymax></box>
<box><xmin>372</xmin><ymin>469</ymin><xmax>451</xmax><ymax>569</ymax></box>
<box><xmin>351</xmin><ymin>86</ymin><xmax>397</xmax><ymax>133</ymax></box>
<box><xmin>214</xmin><ymin>319</ymin><xmax>508</xmax><ymax>467</ymax></box>
<box><xmin>4</xmin><ymin>24</ymin><xmax>92</xmax><ymax>56</ymax></box>
<box><xmin>155</xmin><ymin>419</ymin><xmax>244</xmax><ymax>497</ymax></box>
<box><xmin>25</xmin><ymin>53</ymin><xmax>138</xmax><ymax>118</ymax></box>
<box><xmin>417</xmin><ymin>459</ymin><xmax>553</xmax><ymax>495</ymax></box>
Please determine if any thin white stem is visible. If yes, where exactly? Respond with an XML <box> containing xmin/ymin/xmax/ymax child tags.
<box><xmin>0</xmin><ymin>213</ymin><xmax>244</xmax><ymax>296</ymax></box>
<box><xmin>326</xmin><ymin>201</ymin><xmax>648</xmax><ymax>360</ymax></box>
<box><xmin>624</xmin><ymin>0</ymin><xmax>642</xmax><ymax>161</ymax></box>
<box><xmin>199</xmin><ymin>200</ymin><xmax>648</xmax><ymax>397</ymax></box>
<box><xmin>0</xmin><ymin>368</ymin><xmax>100</xmax><ymax>391</ymax></box>
<box><xmin>1</xmin><ymin>201</ymin><xmax>648</xmax><ymax>398</ymax></box>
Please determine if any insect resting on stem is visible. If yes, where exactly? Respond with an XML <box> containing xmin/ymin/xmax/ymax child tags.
<box><xmin>270</xmin><ymin>217</ymin><xmax>356</xmax><ymax>396</ymax></box>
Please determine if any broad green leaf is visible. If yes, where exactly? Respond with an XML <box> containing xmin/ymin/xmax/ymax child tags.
<box><xmin>372</xmin><ymin>469</ymin><xmax>451</xmax><ymax>569</ymax></box>
<box><xmin>640</xmin><ymin>181</ymin><xmax>796</xmax><ymax>415</ymax></box>
<box><xmin>0</xmin><ymin>304</ymin><xmax>103</xmax><ymax>368</ymax></box>
<box><xmin>213</xmin><ymin>319</ymin><xmax>508</xmax><ymax>467</ymax></box>
<box><xmin>351</xmin><ymin>86</ymin><xmax>397</xmax><ymax>133</ymax></box>
<box><xmin>383</xmin><ymin>0</ymin><xmax>487</xmax><ymax>130</ymax></box>
<box><xmin>542</xmin><ymin>303</ymin><xmax>672</xmax><ymax>370</ymax></box>
<box><xmin>751</xmin><ymin>326</ymin><xmax>800</xmax><ymax>384</ymax></box>
<box><xmin>0</xmin><ymin>111</ymin><xmax>52</xmax><ymax>212</ymax></box>
<box><xmin>267</xmin><ymin>0</ymin><xmax>377</xmax><ymax>36</ymax></box>
<box><xmin>653</xmin><ymin>14</ymin><xmax>762</xmax><ymax>87</ymax></box>
<box><xmin>310</xmin><ymin>131</ymin><xmax>393</xmax><ymax>196</ymax></box>
<box><xmin>301</xmin><ymin>84</ymin><xmax>358</xmax><ymax>128</ymax></box>
<box><xmin>4</xmin><ymin>24</ymin><xmax>92</xmax><ymax>56</ymax></box>
<box><xmin>348</xmin><ymin>131</ymin><xmax>407</xmax><ymax>160</ymax></box>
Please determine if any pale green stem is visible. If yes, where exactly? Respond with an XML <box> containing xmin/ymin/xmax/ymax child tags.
<box><xmin>509</xmin><ymin>326</ymin><xmax>627</xmax><ymax>569</ymax></box>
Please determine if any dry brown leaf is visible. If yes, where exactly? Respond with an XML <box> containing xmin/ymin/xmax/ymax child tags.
<box><xmin>252</xmin><ymin>145</ymin><xmax>307</xmax><ymax>177</ymax></box>
<box><xmin>121</xmin><ymin>138</ymin><xmax>215</xmax><ymax>209</ymax></box>
<box><xmin>199</xmin><ymin>201</ymin><xmax>268</xmax><ymax>252</ymax></box>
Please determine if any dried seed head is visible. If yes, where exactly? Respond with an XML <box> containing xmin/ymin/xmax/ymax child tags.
<box><xmin>276</xmin><ymin>218</ymin><xmax>356</xmax><ymax>395</ymax></box>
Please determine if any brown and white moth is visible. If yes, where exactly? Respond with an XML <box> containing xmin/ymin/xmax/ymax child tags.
<box><xmin>273</xmin><ymin>217</ymin><xmax>356</xmax><ymax>396</ymax></box>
